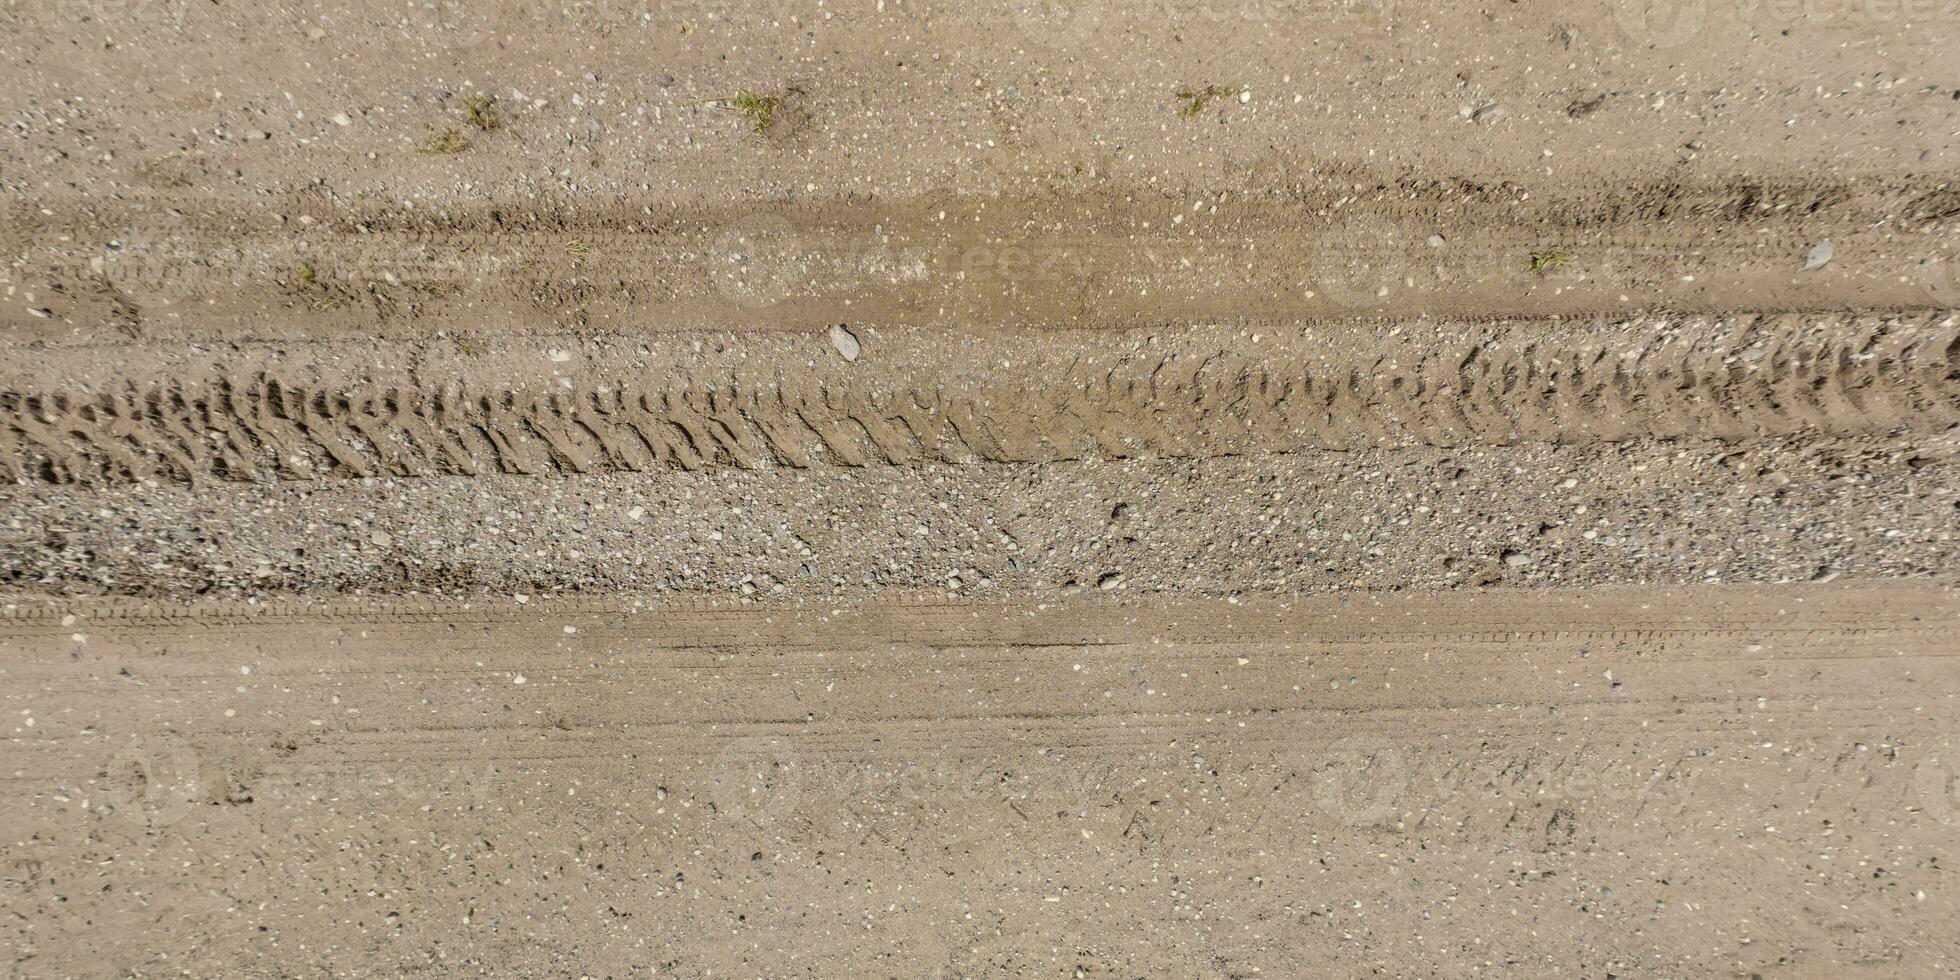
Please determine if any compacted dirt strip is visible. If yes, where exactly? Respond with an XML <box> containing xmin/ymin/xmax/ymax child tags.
<box><xmin>5</xmin><ymin>0</ymin><xmax>1958</xmax><ymax>342</ymax></box>
<box><xmin>6</xmin><ymin>174</ymin><xmax>1957</xmax><ymax>340</ymax></box>
<box><xmin>1</xmin><ymin>584</ymin><xmax>1955</xmax><ymax>977</ymax></box>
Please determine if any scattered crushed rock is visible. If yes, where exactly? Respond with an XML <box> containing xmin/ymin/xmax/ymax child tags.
<box><xmin>2</xmin><ymin>433</ymin><xmax>1948</xmax><ymax>604</ymax></box>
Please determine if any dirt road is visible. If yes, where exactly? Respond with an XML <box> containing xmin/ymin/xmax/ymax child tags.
<box><xmin>1</xmin><ymin>0</ymin><xmax>1956</xmax><ymax>975</ymax></box>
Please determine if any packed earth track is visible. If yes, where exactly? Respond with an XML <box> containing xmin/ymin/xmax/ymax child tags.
<box><xmin>2</xmin><ymin>0</ymin><xmax>1957</xmax><ymax>976</ymax></box>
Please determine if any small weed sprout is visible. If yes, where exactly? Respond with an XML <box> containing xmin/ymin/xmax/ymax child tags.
<box><xmin>463</xmin><ymin>94</ymin><xmax>500</xmax><ymax>132</ymax></box>
<box><xmin>689</xmin><ymin>89</ymin><xmax>788</xmax><ymax>134</ymax></box>
<box><xmin>1175</xmin><ymin>84</ymin><xmax>1241</xmax><ymax>117</ymax></box>
<box><xmin>418</xmin><ymin>126</ymin><xmax>471</xmax><ymax>154</ymax></box>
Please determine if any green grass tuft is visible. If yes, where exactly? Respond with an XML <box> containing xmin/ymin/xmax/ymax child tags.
<box><xmin>733</xmin><ymin>90</ymin><xmax>783</xmax><ymax>132</ymax></box>
<box><xmin>1529</xmin><ymin>250</ymin><xmax>1572</xmax><ymax>272</ymax></box>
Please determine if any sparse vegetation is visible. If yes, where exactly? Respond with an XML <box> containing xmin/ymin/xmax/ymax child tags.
<box><xmin>418</xmin><ymin>126</ymin><xmax>471</xmax><ymax>155</ymax></box>
<box><xmin>1175</xmin><ymin>84</ymin><xmax>1241</xmax><ymax>118</ymax></box>
<box><xmin>733</xmin><ymin>90</ymin><xmax>783</xmax><ymax>132</ymax></box>
<box><xmin>415</xmin><ymin>96</ymin><xmax>499</xmax><ymax>155</ymax></box>
<box><xmin>689</xmin><ymin>89</ymin><xmax>788</xmax><ymax>134</ymax></box>
<box><xmin>296</xmin><ymin>264</ymin><xmax>318</xmax><ymax>285</ymax></box>
<box><xmin>463</xmin><ymin>94</ymin><xmax>500</xmax><ymax>132</ymax></box>
<box><xmin>1530</xmin><ymin>250</ymin><xmax>1572</xmax><ymax>272</ymax></box>
<box><xmin>563</xmin><ymin>239</ymin><xmax>592</xmax><ymax>260</ymax></box>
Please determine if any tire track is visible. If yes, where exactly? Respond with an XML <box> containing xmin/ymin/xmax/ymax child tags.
<box><xmin>3</xmin><ymin>312</ymin><xmax>1954</xmax><ymax>485</ymax></box>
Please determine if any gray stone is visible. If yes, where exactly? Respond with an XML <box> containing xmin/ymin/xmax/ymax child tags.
<box><xmin>829</xmin><ymin>324</ymin><xmax>861</xmax><ymax>362</ymax></box>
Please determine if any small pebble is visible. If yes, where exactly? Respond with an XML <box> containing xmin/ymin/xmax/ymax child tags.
<box><xmin>829</xmin><ymin>324</ymin><xmax>861</xmax><ymax>362</ymax></box>
<box><xmin>1803</xmin><ymin>240</ymin><xmax>1834</xmax><ymax>270</ymax></box>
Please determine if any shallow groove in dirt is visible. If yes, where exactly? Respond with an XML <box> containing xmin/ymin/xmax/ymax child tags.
<box><xmin>9</xmin><ymin>169</ymin><xmax>1958</xmax><ymax>338</ymax></box>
